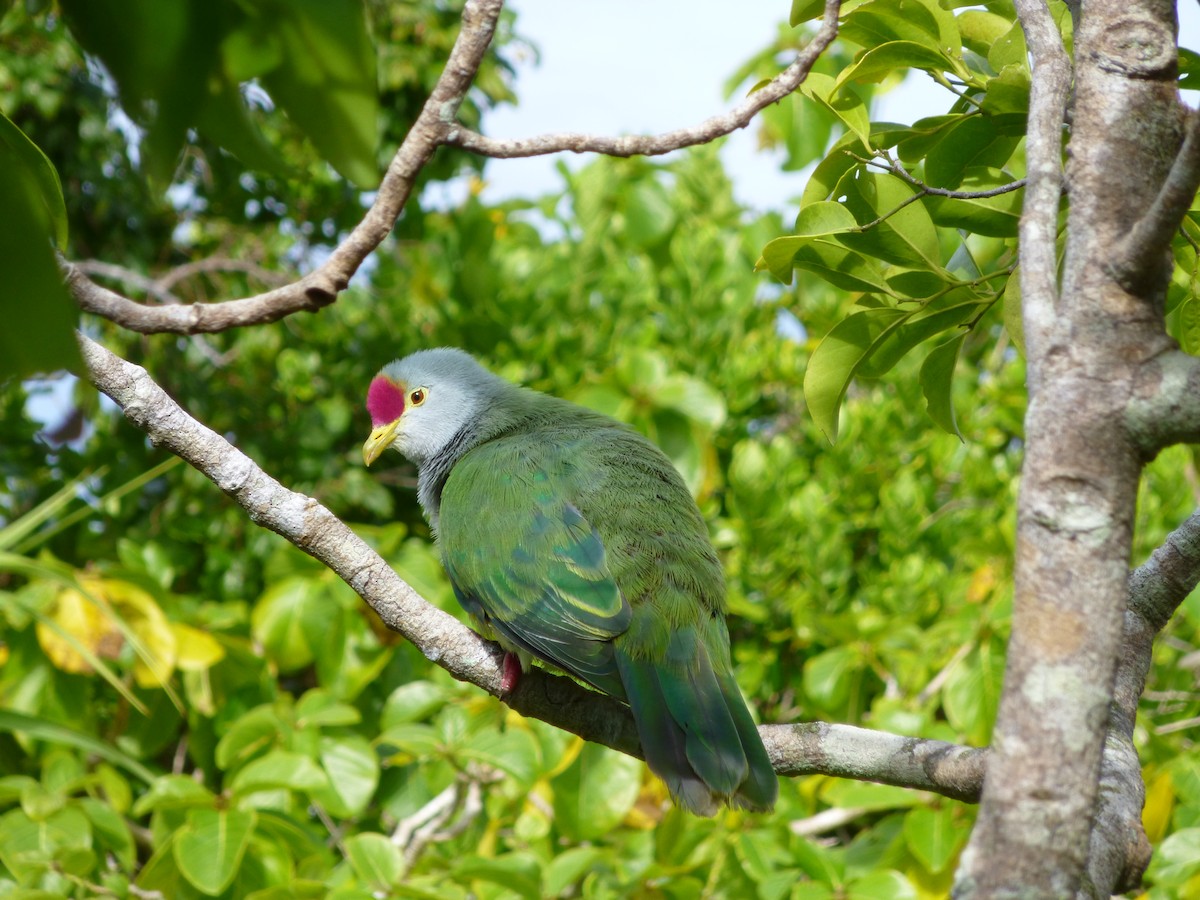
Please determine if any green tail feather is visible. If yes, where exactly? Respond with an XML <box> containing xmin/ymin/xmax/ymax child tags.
<box><xmin>614</xmin><ymin>628</ymin><xmax>778</xmax><ymax>816</ymax></box>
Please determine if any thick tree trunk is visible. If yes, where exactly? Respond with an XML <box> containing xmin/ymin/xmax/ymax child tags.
<box><xmin>955</xmin><ymin>1</ymin><xmax>1185</xmax><ymax>895</ymax></box>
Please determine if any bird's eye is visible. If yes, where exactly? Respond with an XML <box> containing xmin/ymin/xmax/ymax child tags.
<box><xmin>409</xmin><ymin>389</ymin><xmax>426</xmax><ymax>406</ymax></box>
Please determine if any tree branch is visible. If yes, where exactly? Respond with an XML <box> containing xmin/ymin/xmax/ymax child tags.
<box><xmin>443</xmin><ymin>0</ymin><xmax>841</xmax><ymax>159</ymax></box>
<box><xmin>1010</xmin><ymin>0</ymin><xmax>1072</xmax><ymax>383</ymax></box>
<box><xmin>78</xmin><ymin>331</ymin><xmax>991</xmax><ymax>803</ymax></box>
<box><xmin>1088</xmin><ymin>508</ymin><xmax>1200</xmax><ymax>893</ymax></box>
<box><xmin>1110</xmin><ymin>108</ymin><xmax>1200</xmax><ymax>293</ymax></box>
<box><xmin>1126</xmin><ymin>349</ymin><xmax>1200</xmax><ymax>455</ymax></box>
<box><xmin>69</xmin><ymin>0</ymin><xmax>508</xmax><ymax>335</ymax></box>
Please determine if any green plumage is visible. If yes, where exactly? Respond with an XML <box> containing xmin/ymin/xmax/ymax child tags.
<box><xmin>365</xmin><ymin>349</ymin><xmax>777</xmax><ymax>815</ymax></box>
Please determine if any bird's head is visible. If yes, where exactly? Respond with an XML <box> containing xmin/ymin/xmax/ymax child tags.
<box><xmin>362</xmin><ymin>348</ymin><xmax>502</xmax><ymax>467</ymax></box>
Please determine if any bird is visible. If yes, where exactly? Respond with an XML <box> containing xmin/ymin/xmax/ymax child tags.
<box><xmin>362</xmin><ymin>348</ymin><xmax>777</xmax><ymax>815</ymax></box>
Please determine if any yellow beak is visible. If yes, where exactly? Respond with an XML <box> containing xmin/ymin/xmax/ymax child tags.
<box><xmin>363</xmin><ymin>419</ymin><xmax>401</xmax><ymax>466</ymax></box>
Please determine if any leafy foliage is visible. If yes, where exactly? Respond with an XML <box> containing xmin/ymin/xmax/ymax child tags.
<box><xmin>1</xmin><ymin>0</ymin><xmax>1198</xmax><ymax>897</ymax></box>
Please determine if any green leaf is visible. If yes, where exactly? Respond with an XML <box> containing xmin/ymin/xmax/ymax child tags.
<box><xmin>0</xmin><ymin>711</ymin><xmax>156</xmax><ymax>784</ymax></box>
<box><xmin>0</xmin><ymin>112</ymin><xmax>66</xmax><ymax>250</ymax></box>
<box><xmin>988</xmin><ymin>20</ymin><xmax>1029</xmax><ymax>73</ymax></box>
<box><xmin>1002</xmin><ymin>266</ymin><xmax>1025</xmax><ymax>355</ymax></box>
<box><xmin>79</xmin><ymin>797</ymin><xmax>136</xmax><ymax>869</ymax></box>
<box><xmin>804</xmin><ymin>308</ymin><xmax>909</xmax><ymax>441</ymax></box>
<box><xmin>821</xmin><ymin>780</ymin><xmax>926</xmax><ymax>811</ymax></box>
<box><xmin>454</xmin><ymin>853</ymin><xmax>542</xmax><ymax>900</ymax></box>
<box><xmin>215</xmin><ymin>705</ymin><xmax>284</xmax><ymax>769</ymax></box>
<box><xmin>790</xmin><ymin>0</ymin><xmax>826</xmax><ymax>24</ymax></box>
<box><xmin>624</xmin><ymin>178</ymin><xmax>676</xmax><ymax>247</ymax></box>
<box><xmin>791</xmin><ymin>241</ymin><xmax>894</xmax><ymax>294</ymax></box>
<box><xmin>230</xmin><ymin>750</ymin><xmax>330</xmax><ymax>797</ymax></box>
<box><xmin>981</xmin><ymin>65</ymin><xmax>1031</xmax><ymax>115</ymax></box>
<box><xmin>857</xmin><ymin>298</ymin><xmax>979</xmax><ymax>377</ymax></box>
<box><xmin>380</xmin><ymin>681</ymin><xmax>447</xmax><ymax>727</ymax></box>
<box><xmin>310</xmin><ymin>735</ymin><xmax>379</xmax><ymax>817</ymax></box>
<box><xmin>251</xmin><ymin>577</ymin><xmax>326</xmax><ymax>672</ymax></box>
<box><xmin>920</xmin><ymin>333</ymin><xmax>967</xmax><ymax>439</ymax></box>
<box><xmin>0</xmin><ymin>806</ymin><xmax>91</xmax><ymax>882</ymax></box>
<box><xmin>58</xmin><ymin>0</ymin><xmax>224</xmax><ymax>183</ymax></box>
<box><xmin>0</xmin><ymin>147</ymin><xmax>80</xmax><ymax>381</ymax></box>
<box><xmin>836</xmin><ymin>41</ymin><xmax>960</xmax><ymax>90</ymax></box>
<box><xmin>760</xmin><ymin>202</ymin><xmax>861</xmax><ymax>282</ymax></box>
<box><xmin>838</xmin><ymin>172</ymin><xmax>941</xmax><ymax>270</ymax></box>
<box><xmin>847</xmin><ymin>870</ymin><xmax>918</xmax><ymax>899</ymax></box>
<box><xmin>801</xmin><ymin>73</ymin><xmax>872</xmax><ymax>148</ymax></box>
<box><xmin>543</xmin><ymin>847</ymin><xmax>608</xmax><ymax>896</ymax></box>
<box><xmin>458</xmin><ymin>728</ymin><xmax>540</xmax><ymax>786</ymax></box>
<box><xmin>173</xmin><ymin>808</ymin><xmax>256</xmax><ymax>897</ymax></box>
<box><xmin>131</xmin><ymin>775</ymin><xmax>215</xmax><ymax>816</ymax></box>
<box><xmin>377</xmin><ymin>723</ymin><xmax>443</xmax><ymax>758</ymax></box>
<box><xmin>344</xmin><ymin>833</ymin><xmax>403</xmax><ymax>890</ymax></box>
<box><xmin>943</xmin><ymin>643</ymin><xmax>1005</xmax><ymax>744</ymax></box>
<box><xmin>1179</xmin><ymin>296</ymin><xmax>1200</xmax><ymax>356</ymax></box>
<box><xmin>925</xmin><ymin>167</ymin><xmax>1023</xmax><ymax>237</ymax></box>
<box><xmin>803</xmin><ymin>644</ymin><xmax>862</xmax><ymax>709</ymax></box>
<box><xmin>841</xmin><ymin>0</ymin><xmax>960</xmax><ymax>56</ymax></box>
<box><xmin>1147</xmin><ymin>828</ymin><xmax>1200</xmax><ymax>886</ymax></box>
<box><xmin>653</xmin><ymin>374</ymin><xmax>727</xmax><ymax>428</ymax></box>
<box><xmin>924</xmin><ymin>116</ymin><xmax>1022</xmax><ymax>189</ymax></box>
<box><xmin>261</xmin><ymin>0</ymin><xmax>379</xmax><ymax>188</ymax></box>
<box><xmin>294</xmin><ymin>689</ymin><xmax>361</xmax><ymax>728</ymax></box>
<box><xmin>903</xmin><ymin>806</ymin><xmax>961</xmax><ymax>874</ymax></box>
<box><xmin>956</xmin><ymin>10</ymin><xmax>1015</xmax><ymax>56</ymax></box>
<box><xmin>553</xmin><ymin>742</ymin><xmax>642</xmax><ymax>841</ymax></box>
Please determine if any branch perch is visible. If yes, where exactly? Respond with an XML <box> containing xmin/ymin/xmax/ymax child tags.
<box><xmin>79</xmin><ymin>331</ymin><xmax>988</xmax><ymax>802</ymax></box>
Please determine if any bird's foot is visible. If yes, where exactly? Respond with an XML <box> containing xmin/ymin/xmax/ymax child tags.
<box><xmin>500</xmin><ymin>652</ymin><xmax>522</xmax><ymax>695</ymax></box>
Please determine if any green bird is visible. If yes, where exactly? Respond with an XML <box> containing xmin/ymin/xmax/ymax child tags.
<box><xmin>362</xmin><ymin>348</ymin><xmax>777</xmax><ymax>815</ymax></box>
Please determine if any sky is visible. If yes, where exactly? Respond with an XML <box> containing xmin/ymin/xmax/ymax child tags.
<box><xmin>464</xmin><ymin>0</ymin><xmax>1199</xmax><ymax>214</ymax></box>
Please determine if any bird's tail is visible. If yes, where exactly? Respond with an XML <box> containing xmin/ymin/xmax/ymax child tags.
<box><xmin>614</xmin><ymin>626</ymin><xmax>778</xmax><ymax>816</ymax></box>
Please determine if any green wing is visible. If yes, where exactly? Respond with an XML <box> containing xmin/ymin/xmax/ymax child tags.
<box><xmin>438</xmin><ymin>437</ymin><xmax>631</xmax><ymax>698</ymax></box>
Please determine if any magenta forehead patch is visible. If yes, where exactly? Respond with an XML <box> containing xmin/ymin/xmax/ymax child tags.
<box><xmin>367</xmin><ymin>375</ymin><xmax>405</xmax><ymax>426</ymax></box>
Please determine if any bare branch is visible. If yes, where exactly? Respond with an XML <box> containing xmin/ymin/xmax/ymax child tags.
<box><xmin>762</xmin><ymin>722</ymin><xmax>987</xmax><ymax>803</ymax></box>
<box><xmin>1088</xmin><ymin>508</ymin><xmax>1200</xmax><ymax>893</ymax></box>
<box><xmin>852</xmin><ymin>150</ymin><xmax>1027</xmax><ymax>199</ymax></box>
<box><xmin>443</xmin><ymin>0</ymin><xmax>843</xmax><ymax>159</ymax></box>
<box><xmin>1011</xmin><ymin>0</ymin><xmax>1072</xmax><ymax>380</ymax></box>
<box><xmin>70</xmin><ymin>0</ymin><xmax>508</xmax><ymax>335</ymax></box>
<box><xmin>72</xmin><ymin>261</ymin><xmax>183</xmax><ymax>306</ymax></box>
<box><xmin>77</xmin><ymin>331</ymin><xmax>989</xmax><ymax>803</ymax></box>
<box><xmin>1127</xmin><ymin>350</ymin><xmax>1200</xmax><ymax>455</ymax></box>
<box><xmin>1110</xmin><ymin>109</ymin><xmax>1200</xmax><ymax>292</ymax></box>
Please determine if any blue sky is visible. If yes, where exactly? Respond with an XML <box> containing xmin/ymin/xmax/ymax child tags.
<box><xmin>468</xmin><ymin>0</ymin><xmax>1199</xmax><ymax>214</ymax></box>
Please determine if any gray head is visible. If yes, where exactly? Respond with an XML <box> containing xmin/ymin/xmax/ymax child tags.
<box><xmin>363</xmin><ymin>348</ymin><xmax>509</xmax><ymax>467</ymax></box>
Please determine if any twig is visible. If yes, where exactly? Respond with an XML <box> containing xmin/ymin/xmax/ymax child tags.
<box><xmin>1009</xmin><ymin>0</ymin><xmax>1073</xmax><ymax>382</ymax></box>
<box><xmin>438</xmin><ymin>0</ymin><xmax>843</xmax><ymax>159</ymax></box>
<box><xmin>790</xmin><ymin>805</ymin><xmax>872</xmax><ymax>837</ymax></box>
<box><xmin>1110</xmin><ymin>109</ymin><xmax>1200</xmax><ymax>292</ymax></box>
<box><xmin>68</xmin><ymin>0</ymin><xmax>508</xmax><ymax>334</ymax></box>
<box><xmin>850</xmin><ymin>150</ymin><xmax>1027</xmax><ymax>199</ymax></box>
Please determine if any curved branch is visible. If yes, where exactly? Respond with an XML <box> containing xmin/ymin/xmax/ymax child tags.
<box><xmin>444</xmin><ymin>0</ymin><xmax>842</xmax><ymax>159</ymax></box>
<box><xmin>1011</xmin><ymin>0</ymin><xmax>1072</xmax><ymax>383</ymax></box>
<box><xmin>1090</xmin><ymin>508</ymin><xmax>1200</xmax><ymax>893</ymax></box>
<box><xmin>70</xmin><ymin>0</ymin><xmax>507</xmax><ymax>335</ymax></box>
<box><xmin>78</xmin><ymin>331</ymin><xmax>988</xmax><ymax>803</ymax></box>
<box><xmin>1110</xmin><ymin>108</ymin><xmax>1200</xmax><ymax>293</ymax></box>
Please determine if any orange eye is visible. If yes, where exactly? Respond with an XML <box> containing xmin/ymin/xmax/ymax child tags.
<box><xmin>409</xmin><ymin>389</ymin><xmax>426</xmax><ymax>406</ymax></box>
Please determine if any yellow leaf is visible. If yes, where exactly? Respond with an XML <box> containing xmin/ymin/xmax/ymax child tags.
<box><xmin>36</xmin><ymin>584</ymin><xmax>123</xmax><ymax>674</ymax></box>
<box><xmin>101</xmin><ymin>579</ymin><xmax>176</xmax><ymax>688</ymax></box>
<box><xmin>170</xmin><ymin>623</ymin><xmax>225</xmax><ymax>671</ymax></box>
<box><xmin>1142</xmin><ymin>768</ymin><xmax>1175</xmax><ymax>845</ymax></box>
